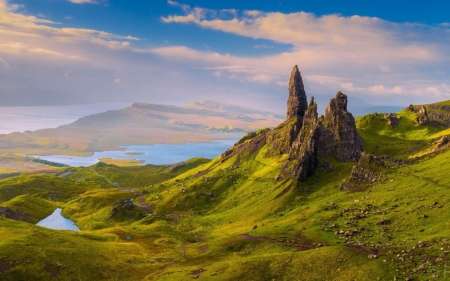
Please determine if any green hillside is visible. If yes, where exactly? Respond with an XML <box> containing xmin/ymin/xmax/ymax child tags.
<box><xmin>2</xmin><ymin>91</ymin><xmax>450</xmax><ymax>280</ymax></box>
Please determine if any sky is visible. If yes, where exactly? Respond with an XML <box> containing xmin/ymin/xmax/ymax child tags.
<box><xmin>0</xmin><ymin>0</ymin><xmax>449</xmax><ymax>115</ymax></box>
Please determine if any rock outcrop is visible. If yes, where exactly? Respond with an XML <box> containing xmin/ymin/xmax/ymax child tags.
<box><xmin>266</xmin><ymin>66</ymin><xmax>307</xmax><ymax>156</ymax></box>
<box><xmin>415</xmin><ymin>105</ymin><xmax>429</xmax><ymax>125</ymax></box>
<box><xmin>384</xmin><ymin>113</ymin><xmax>399</xmax><ymax>127</ymax></box>
<box><xmin>318</xmin><ymin>92</ymin><xmax>362</xmax><ymax>162</ymax></box>
<box><xmin>0</xmin><ymin>207</ymin><xmax>31</xmax><ymax>222</ymax></box>
<box><xmin>340</xmin><ymin>152</ymin><xmax>387</xmax><ymax>190</ymax></box>
<box><xmin>224</xmin><ymin>66</ymin><xmax>363</xmax><ymax>183</ymax></box>
<box><xmin>288</xmin><ymin>98</ymin><xmax>320</xmax><ymax>181</ymax></box>
<box><xmin>280</xmin><ymin>90</ymin><xmax>362</xmax><ymax>181</ymax></box>
<box><xmin>286</xmin><ymin>65</ymin><xmax>308</xmax><ymax>120</ymax></box>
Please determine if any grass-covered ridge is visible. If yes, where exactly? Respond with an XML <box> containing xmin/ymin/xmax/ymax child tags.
<box><xmin>1</xmin><ymin>100</ymin><xmax>450</xmax><ymax>280</ymax></box>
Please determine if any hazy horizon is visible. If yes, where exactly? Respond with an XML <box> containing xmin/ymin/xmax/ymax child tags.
<box><xmin>0</xmin><ymin>0</ymin><xmax>449</xmax><ymax>115</ymax></box>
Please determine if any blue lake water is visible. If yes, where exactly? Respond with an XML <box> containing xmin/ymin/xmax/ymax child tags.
<box><xmin>32</xmin><ymin>137</ymin><xmax>240</xmax><ymax>167</ymax></box>
<box><xmin>36</xmin><ymin>208</ymin><xmax>80</xmax><ymax>231</ymax></box>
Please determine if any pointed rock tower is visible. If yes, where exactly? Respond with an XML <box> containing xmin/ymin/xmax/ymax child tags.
<box><xmin>288</xmin><ymin>97</ymin><xmax>320</xmax><ymax>181</ymax></box>
<box><xmin>286</xmin><ymin>65</ymin><xmax>308</xmax><ymax>120</ymax></box>
<box><xmin>318</xmin><ymin>92</ymin><xmax>362</xmax><ymax>162</ymax></box>
<box><xmin>279</xmin><ymin>72</ymin><xmax>363</xmax><ymax>181</ymax></box>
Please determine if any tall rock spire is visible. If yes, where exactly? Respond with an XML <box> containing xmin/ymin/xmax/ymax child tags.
<box><xmin>286</xmin><ymin>65</ymin><xmax>308</xmax><ymax>119</ymax></box>
<box><xmin>288</xmin><ymin>97</ymin><xmax>320</xmax><ymax>181</ymax></box>
<box><xmin>318</xmin><ymin>92</ymin><xmax>362</xmax><ymax>162</ymax></box>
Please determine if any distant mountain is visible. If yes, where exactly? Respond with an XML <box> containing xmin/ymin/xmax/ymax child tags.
<box><xmin>0</xmin><ymin>100</ymin><xmax>284</xmax><ymax>156</ymax></box>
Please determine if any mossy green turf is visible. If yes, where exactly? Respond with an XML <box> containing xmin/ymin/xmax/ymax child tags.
<box><xmin>1</xmin><ymin>108</ymin><xmax>450</xmax><ymax>280</ymax></box>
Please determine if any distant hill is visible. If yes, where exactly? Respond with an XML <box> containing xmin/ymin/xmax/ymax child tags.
<box><xmin>0</xmin><ymin>100</ymin><xmax>284</xmax><ymax>156</ymax></box>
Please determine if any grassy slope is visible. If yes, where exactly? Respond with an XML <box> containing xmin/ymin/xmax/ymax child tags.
<box><xmin>356</xmin><ymin>110</ymin><xmax>445</xmax><ymax>157</ymax></box>
<box><xmin>1</xmin><ymin>106</ymin><xmax>450</xmax><ymax>280</ymax></box>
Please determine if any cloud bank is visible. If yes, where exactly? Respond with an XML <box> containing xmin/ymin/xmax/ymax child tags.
<box><xmin>0</xmin><ymin>0</ymin><xmax>449</xmax><ymax>112</ymax></box>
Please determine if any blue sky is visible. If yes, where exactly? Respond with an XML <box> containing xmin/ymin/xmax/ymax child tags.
<box><xmin>0</xmin><ymin>0</ymin><xmax>449</xmax><ymax>113</ymax></box>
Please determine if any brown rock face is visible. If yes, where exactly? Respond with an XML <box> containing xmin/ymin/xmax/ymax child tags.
<box><xmin>286</xmin><ymin>65</ymin><xmax>308</xmax><ymax>119</ymax></box>
<box><xmin>415</xmin><ymin>105</ymin><xmax>429</xmax><ymax>125</ymax></box>
<box><xmin>318</xmin><ymin>92</ymin><xmax>362</xmax><ymax>162</ymax></box>
<box><xmin>288</xmin><ymin>97</ymin><xmax>320</xmax><ymax>181</ymax></box>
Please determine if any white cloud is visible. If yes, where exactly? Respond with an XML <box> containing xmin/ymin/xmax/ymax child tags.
<box><xmin>157</xmin><ymin>3</ymin><xmax>450</xmax><ymax>103</ymax></box>
<box><xmin>0</xmin><ymin>0</ymin><xmax>449</xmax><ymax>110</ymax></box>
<box><xmin>340</xmin><ymin>82</ymin><xmax>404</xmax><ymax>95</ymax></box>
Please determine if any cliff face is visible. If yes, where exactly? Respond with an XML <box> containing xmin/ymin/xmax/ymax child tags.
<box><xmin>318</xmin><ymin>92</ymin><xmax>363</xmax><ymax>162</ymax></box>
<box><xmin>288</xmin><ymin>98</ymin><xmax>320</xmax><ymax>181</ymax></box>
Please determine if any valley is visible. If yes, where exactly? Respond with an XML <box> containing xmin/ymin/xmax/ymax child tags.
<box><xmin>1</xmin><ymin>67</ymin><xmax>450</xmax><ymax>280</ymax></box>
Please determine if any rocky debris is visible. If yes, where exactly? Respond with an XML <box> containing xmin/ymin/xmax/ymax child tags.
<box><xmin>318</xmin><ymin>92</ymin><xmax>362</xmax><ymax>162</ymax></box>
<box><xmin>286</xmin><ymin>65</ymin><xmax>308</xmax><ymax>120</ymax></box>
<box><xmin>435</xmin><ymin>135</ymin><xmax>450</xmax><ymax>148</ymax></box>
<box><xmin>288</xmin><ymin>97</ymin><xmax>320</xmax><ymax>181</ymax></box>
<box><xmin>384</xmin><ymin>113</ymin><xmax>399</xmax><ymax>127</ymax></box>
<box><xmin>415</xmin><ymin>105</ymin><xmax>429</xmax><ymax>125</ymax></box>
<box><xmin>340</xmin><ymin>152</ymin><xmax>387</xmax><ymax>191</ymax></box>
<box><xmin>0</xmin><ymin>206</ymin><xmax>31</xmax><ymax>222</ymax></box>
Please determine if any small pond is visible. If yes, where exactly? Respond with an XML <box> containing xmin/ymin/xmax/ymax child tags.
<box><xmin>36</xmin><ymin>208</ymin><xmax>80</xmax><ymax>231</ymax></box>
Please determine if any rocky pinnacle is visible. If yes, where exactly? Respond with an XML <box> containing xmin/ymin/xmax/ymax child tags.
<box><xmin>286</xmin><ymin>65</ymin><xmax>308</xmax><ymax>119</ymax></box>
<box><xmin>319</xmin><ymin>92</ymin><xmax>362</xmax><ymax>162</ymax></box>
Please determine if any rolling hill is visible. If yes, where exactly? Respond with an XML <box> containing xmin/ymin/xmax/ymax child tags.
<box><xmin>1</xmin><ymin>67</ymin><xmax>450</xmax><ymax>280</ymax></box>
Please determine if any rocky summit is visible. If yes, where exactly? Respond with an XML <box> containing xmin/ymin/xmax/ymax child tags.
<box><xmin>226</xmin><ymin>66</ymin><xmax>362</xmax><ymax>182</ymax></box>
<box><xmin>281</xmin><ymin>70</ymin><xmax>362</xmax><ymax>181</ymax></box>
